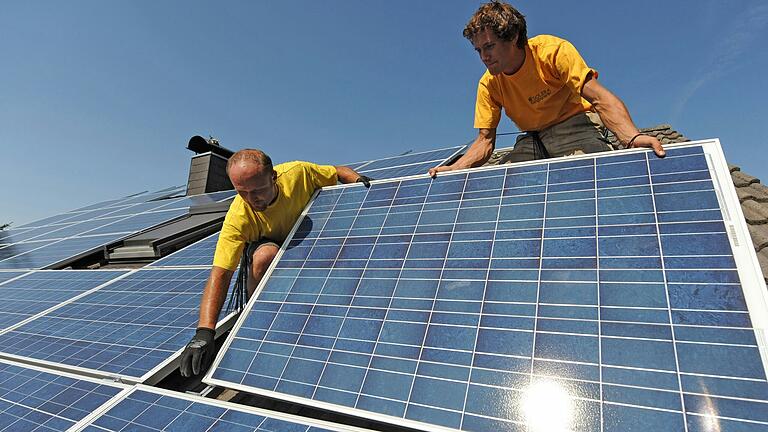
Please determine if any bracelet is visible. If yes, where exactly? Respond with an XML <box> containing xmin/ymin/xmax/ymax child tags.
<box><xmin>627</xmin><ymin>133</ymin><xmax>645</xmax><ymax>148</ymax></box>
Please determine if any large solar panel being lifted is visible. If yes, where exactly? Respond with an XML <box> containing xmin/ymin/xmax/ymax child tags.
<box><xmin>0</xmin><ymin>359</ymin><xmax>127</xmax><ymax>432</ymax></box>
<box><xmin>71</xmin><ymin>385</ymin><xmax>371</xmax><ymax>432</ymax></box>
<box><xmin>148</xmin><ymin>231</ymin><xmax>220</xmax><ymax>268</ymax></box>
<box><xmin>206</xmin><ymin>140</ymin><xmax>768</xmax><ymax>432</ymax></box>
<box><xmin>345</xmin><ymin>145</ymin><xmax>466</xmax><ymax>180</ymax></box>
<box><xmin>0</xmin><ymin>270</ymin><xmax>127</xmax><ymax>330</ymax></box>
<box><xmin>0</xmin><ymin>268</ymin><xmax>227</xmax><ymax>383</ymax></box>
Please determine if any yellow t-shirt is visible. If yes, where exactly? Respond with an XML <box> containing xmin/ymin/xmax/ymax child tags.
<box><xmin>474</xmin><ymin>34</ymin><xmax>597</xmax><ymax>132</ymax></box>
<box><xmin>212</xmin><ymin>161</ymin><xmax>338</xmax><ymax>271</ymax></box>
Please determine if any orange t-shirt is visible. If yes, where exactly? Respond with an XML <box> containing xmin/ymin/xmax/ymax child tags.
<box><xmin>474</xmin><ymin>35</ymin><xmax>596</xmax><ymax>132</ymax></box>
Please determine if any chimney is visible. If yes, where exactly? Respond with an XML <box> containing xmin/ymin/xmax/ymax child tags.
<box><xmin>185</xmin><ymin>136</ymin><xmax>235</xmax><ymax>195</ymax></box>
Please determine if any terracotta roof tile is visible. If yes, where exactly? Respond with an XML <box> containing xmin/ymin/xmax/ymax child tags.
<box><xmin>736</xmin><ymin>184</ymin><xmax>768</xmax><ymax>203</ymax></box>
<box><xmin>731</xmin><ymin>171</ymin><xmax>760</xmax><ymax>187</ymax></box>
<box><xmin>757</xmin><ymin>252</ymin><xmax>768</xmax><ymax>283</ymax></box>
<box><xmin>742</xmin><ymin>200</ymin><xmax>768</xmax><ymax>225</ymax></box>
<box><xmin>747</xmin><ymin>224</ymin><xmax>768</xmax><ymax>251</ymax></box>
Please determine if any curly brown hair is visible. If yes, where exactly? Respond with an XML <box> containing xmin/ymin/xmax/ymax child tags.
<box><xmin>463</xmin><ymin>1</ymin><xmax>527</xmax><ymax>48</ymax></box>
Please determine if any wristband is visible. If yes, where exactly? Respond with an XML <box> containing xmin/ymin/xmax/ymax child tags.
<box><xmin>627</xmin><ymin>133</ymin><xmax>645</xmax><ymax>148</ymax></box>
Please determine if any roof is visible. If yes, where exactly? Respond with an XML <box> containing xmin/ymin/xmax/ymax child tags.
<box><xmin>485</xmin><ymin>124</ymin><xmax>768</xmax><ymax>283</ymax></box>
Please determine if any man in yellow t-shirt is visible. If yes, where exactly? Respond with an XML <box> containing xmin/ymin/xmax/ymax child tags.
<box><xmin>179</xmin><ymin>148</ymin><xmax>370</xmax><ymax>377</ymax></box>
<box><xmin>429</xmin><ymin>1</ymin><xmax>665</xmax><ymax>177</ymax></box>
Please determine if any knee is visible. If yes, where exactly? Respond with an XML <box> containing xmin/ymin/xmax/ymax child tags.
<box><xmin>250</xmin><ymin>245</ymin><xmax>278</xmax><ymax>276</ymax></box>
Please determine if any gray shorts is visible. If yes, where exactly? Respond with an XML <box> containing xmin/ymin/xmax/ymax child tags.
<box><xmin>500</xmin><ymin>111</ymin><xmax>614</xmax><ymax>164</ymax></box>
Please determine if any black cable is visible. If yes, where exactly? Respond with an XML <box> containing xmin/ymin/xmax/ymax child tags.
<box><xmin>226</xmin><ymin>244</ymin><xmax>251</xmax><ymax>313</ymax></box>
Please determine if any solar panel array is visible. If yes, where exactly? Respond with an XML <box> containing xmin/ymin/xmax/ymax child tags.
<box><xmin>206</xmin><ymin>142</ymin><xmax>768</xmax><ymax>431</ymax></box>
<box><xmin>148</xmin><ymin>232</ymin><xmax>220</xmax><ymax>268</ymax></box>
<box><xmin>0</xmin><ymin>188</ymin><xmax>234</xmax><ymax>270</ymax></box>
<box><xmin>72</xmin><ymin>385</ymin><xmax>370</xmax><ymax>432</ymax></box>
<box><xmin>0</xmin><ymin>270</ymin><xmax>128</xmax><ymax>331</ymax></box>
<box><xmin>0</xmin><ymin>271</ymin><xmax>27</xmax><ymax>284</ymax></box>
<box><xmin>0</xmin><ymin>359</ymin><xmax>127</xmax><ymax>432</ymax></box>
<box><xmin>345</xmin><ymin>145</ymin><xmax>466</xmax><ymax>180</ymax></box>
<box><xmin>0</xmin><ymin>268</ymin><xmax>221</xmax><ymax>382</ymax></box>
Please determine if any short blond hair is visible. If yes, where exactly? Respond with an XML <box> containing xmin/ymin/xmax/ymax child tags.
<box><xmin>226</xmin><ymin>149</ymin><xmax>273</xmax><ymax>175</ymax></box>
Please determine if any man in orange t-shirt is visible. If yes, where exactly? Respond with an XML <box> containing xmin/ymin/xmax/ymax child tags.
<box><xmin>430</xmin><ymin>1</ymin><xmax>665</xmax><ymax>177</ymax></box>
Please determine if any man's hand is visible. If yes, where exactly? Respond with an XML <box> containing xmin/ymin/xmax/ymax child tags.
<box><xmin>428</xmin><ymin>165</ymin><xmax>458</xmax><ymax>178</ymax></box>
<box><xmin>179</xmin><ymin>327</ymin><xmax>216</xmax><ymax>377</ymax></box>
<box><xmin>629</xmin><ymin>134</ymin><xmax>665</xmax><ymax>158</ymax></box>
<box><xmin>355</xmin><ymin>175</ymin><xmax>373</xmax><ymax>188</ymax></box>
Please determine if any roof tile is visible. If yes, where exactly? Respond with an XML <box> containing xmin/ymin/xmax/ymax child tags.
<box><xmin>732</xmin><ymin>171</ymin><xmax>760</xmax><ymax>187</ymax></box>
<box><xmin>737</xmin><ymin>185</ymin><xmax>768</xmax><ymax>203</ymax></box>
<box><xmin>742</xmin><ymin>200</ymin><xmax>768</xmax><ymax>225</ymax></box>
<box><xmin>747</xmin><ymin>224</ymin><xmax>768</xmax><ymax>251</ymax></box>
<box><xmin>757</xmin><ymin>252</ymin><xmax>768</xmax><ymax>283</ymax></box>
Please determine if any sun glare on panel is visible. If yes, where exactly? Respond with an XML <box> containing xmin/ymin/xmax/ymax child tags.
<box><xmin>521</xmin><ymin>380</ymin><xmax>573</xmax><ymax>432</ymax></box>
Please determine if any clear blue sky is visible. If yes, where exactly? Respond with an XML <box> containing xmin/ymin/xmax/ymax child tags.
<box><xmin>3</xmin><ymin>1</ymin><xmax>767</xmax><ymax>226</ymax></box>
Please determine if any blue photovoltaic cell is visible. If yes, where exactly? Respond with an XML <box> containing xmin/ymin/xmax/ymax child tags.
<box><xmin>0</xmin><ymin>188</ymin><xmax>227</xmax><ymax>270</ymax></box>
<box><xmin>16</xmin><ymin>185</ymin><xmax>185</xmax><ymax>229</ymax></box>
<box><xmin>75</xmin><ymin>387</ymin><xmax>357</xmax><ymax>432</ymax></box>
<box><xmin>0</xmin><ymin>241</ymin><xmax>55</xmax><ymax>263</ymax></box>
<box><xmin>159</xmin><ymin>190</ymin><xmax>235</xmax><ymax>209</ymax></box>
<box><xmin>85</xmin><ymin>209</ymin><xmax>187</xmax><ymax>236</ymax></box>
<box><xmin>149</xmin><ymin>232</ymin><xmax>219</xmax><ymax>268</ymax></box>
<box><xmin>0</xmin><ymin>268</ymin><xmax>222</xmax><ymax>380</ymax></box>
<box><xmin>0</xmin><ymin>271</ymin><xmax>26</xmax><ymax>285</ymax></box>
<box><xmin>346</xmin><ymin>145</ymin><xmax>465</xmax><ymax>181</ymax></box>
<box><xmin>28</xmin><ymin>217</ymin><xmax>126</xmax><ymax>241</ymax></box>
<box><xmin>0</xmin><ymin>270</ymin><xmax>127</xmax><ymax>330</ymax></box>
<box><xmin>0</xmin><ymin>235</ymin><xmax>121</xmax><ymax>270</ymax></box>
<box><xmin>0</xmin><ymin>224</ymin><xmax>77</xmax><ymax>243</ymax></box>
<box><xmin>209</xmin><ymin>143</ymin><xmax>768</xmax><ymax>432</ymax></box>
<box><xmin>100</xmin><ymin>201</ymin><xmax>182</xmax><ymax>218</ymax></box>
<box><xmin>0</xmin><ymin>360</ymin><xmax>124</xmax><ymax>432</ymax></box>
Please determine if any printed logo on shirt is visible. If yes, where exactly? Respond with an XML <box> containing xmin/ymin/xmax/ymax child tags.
<box><xmin>528</xmin><ymin>88</ymin><xmax>551</xmax><ymax>105</ymax></box>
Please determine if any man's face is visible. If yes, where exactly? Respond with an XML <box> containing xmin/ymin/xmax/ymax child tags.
<box><xmin>230</xmin><ymin>167</ymin><xmax>277</xmax><ymax>212</ymax></box>
<box><xmin>471</xmin><ymin>28</ymin><xmax>520</xmax><ymax>75</ymax></box>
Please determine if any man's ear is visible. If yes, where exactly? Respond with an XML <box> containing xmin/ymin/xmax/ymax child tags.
<box><xmin>272</xmin><ymin>170</ymin><xmax>277</xmax><ymax>182</ymax></box>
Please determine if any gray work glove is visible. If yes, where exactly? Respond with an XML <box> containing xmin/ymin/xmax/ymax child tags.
<box><xmin>179</xmin><ymin>327</ymin><xmax>215</xmax><ymax>377</ymax></box>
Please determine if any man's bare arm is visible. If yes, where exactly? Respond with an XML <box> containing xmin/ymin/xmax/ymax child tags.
<box><xmin>335</xmin><ymin>165</ymin><xmax>372</xmax><ymax>187</ymax></box>
<box><xmin>582</xmin><ymin>79</ymin><xmax>665</xmax><ymax>157</ymax></box>
<box><xmin>197</xmin><ymin>265</ymin><xmax>235</xmax><ymax>330</ymax></box>
<box><xmin>428</xmin><ymin>128</ymin><xmax>497</xmax><ymax>177</ymax></box>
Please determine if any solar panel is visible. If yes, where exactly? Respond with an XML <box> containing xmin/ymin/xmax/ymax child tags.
<box><xmin>0</xmin><ymin>270</ymin><xmax>128</xmax><ymax>330</ymax></box>
<box><xmin>0</xmin><ymin>241</ymin><xmax>55</xmax><ymax>263</ymax></box>
<box><xmin>0</xmin><ymin>358</ymin><xmax>127</xmax><ymax>432</ymax></box>
<box><xmin>0</xmin><ymin>224</ymin><xmax>77</xmax><ymax>243</ymax></box>
<box><xmin>0</xmin><ymin>189</ymin><xmax>232</xmax><ymax>270</ymax></box>
<box><xmin>148</xmin><ymin>231</ymin><xmax>220</xmax><ymax>268</ymax></box>
<box><xmin>0</xmin><ymin>235</ymin><xmax>120</xmax><ymax>270</ymax></box>
<box><xmin>345</xmin><ymin>145</ymin><xmax>466</xmax><ymax>180</ymax></box>
<box><xmin>71</xmin><ymin>385</ymin><xmax>372</xmax><ymax>432</ymax></box>
<box><xmin>206</xmin><ymin>140</ymin><xmax>768</xmax><ymax>431</ymax></box>
<box><xmin>0</xmin><ymin>268</ymin><xmax>230</xmax><ymax>383</ymax></box>
<box><xmin>16</xmin><ymin>185</ymin><xmax>186</xmax><ymax>229</ymax></box>
<box><xmin>0</xmin><ymin>271</ymin><xmax>27</xmax><ymax>285</ymax></box>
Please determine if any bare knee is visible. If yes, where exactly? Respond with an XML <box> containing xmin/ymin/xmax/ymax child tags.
<box><xmin>248</xmin><ymin>243</ymin><xmax>279</xmax><ymax>296</ymax></box>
